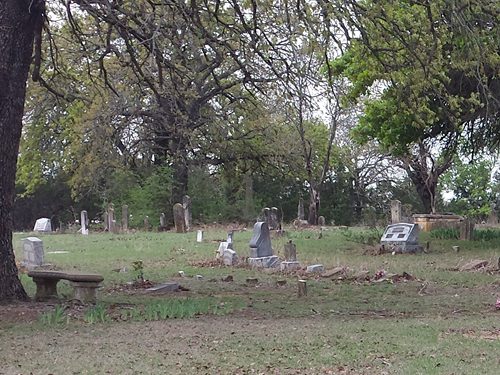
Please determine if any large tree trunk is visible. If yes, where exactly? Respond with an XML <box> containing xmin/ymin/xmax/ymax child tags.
<box><xmin>0</xmin><ymin>0</ymin><xmax>42</xmax><ymax>301</ymax></box>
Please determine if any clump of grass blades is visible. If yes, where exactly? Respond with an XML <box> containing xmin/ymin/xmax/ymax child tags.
<box><xmin>84</xmin><ymin>304</ymin><xmax>110</xmax><ymax>324</ymax></box>
<box><xmin>124</xmin><ymin>298</ymin><xmax>233</xmax><ymax>322</ymax></box>
<box><xmin>39</xmin><ymin>305</ymin><xmax>68</xmax><ymax>326</ymax></box>
<box><xmin>339</xmin><ymin>227</ymin><xmax>383</xmax><ymax>245</ymax></box>
<box><xmin>429</xmin><ymin>228</ymin><xmax>459</xmax><ymax>240</ymax></box>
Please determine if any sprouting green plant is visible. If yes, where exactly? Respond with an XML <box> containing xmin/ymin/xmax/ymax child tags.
<box><xmin>132</xmin><ymin>260</ymin><xmax>144</xmax><ymax>281</ymax></box>
<box><xmin>340</xmin><ymin>227</ymin><xmax>383</xmax><ymax>245</ymax></box>
<box><xmin>84</xmin><ymin>304</ymin><xmax>110</xmax><ymax>324</ymax></box>
<box><xmin>39</xmin><ymin>305</ymin><xmax>68</xmax><ymax>326</ymax></box>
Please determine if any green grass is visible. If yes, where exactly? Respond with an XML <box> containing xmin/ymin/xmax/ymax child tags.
<box><xmin>5</xmin><ymin>227</ymin><xmax>499</xmax><ymax>374</ymax></box>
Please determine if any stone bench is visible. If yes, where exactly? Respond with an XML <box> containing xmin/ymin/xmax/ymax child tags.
<box><xmin>27</xmin><ymin>270</ymin><xmax>104</xmax><ymax>303</ymax></box>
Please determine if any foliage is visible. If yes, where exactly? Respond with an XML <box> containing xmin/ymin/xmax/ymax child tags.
<box><xmin>429</xmin><ymin>228</ymin><xmax>460</xmax><ymax>240</ymax></box>
<box><xmin>39</xmin><ymin>305</ymin><xmax>68</xmax><ymax>326</ymax></box>
<box><xmin>441</xmin><ymin>158</ymin><xmax>496</xmax><ymax>220</ymax></box>
<box><xmin>339</xmin><ymin>227</ymin><xmax>383</xmax><ymax>246</ymax></box>
<box><xmin>84</xmin><ymin>304</ymin><xmax>110</xmax><ymax>324</ymax></box>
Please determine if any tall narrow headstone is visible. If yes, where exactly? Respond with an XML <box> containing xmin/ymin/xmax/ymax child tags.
<box><xmin>269</xmin><ymin>207</ymin><xmax>279</xmax><ymax>230</ymax></box>
<box><xmin>183</xmin><ymin>195</ymin><xmax>192</xmax><ymax>231</ymax></box>
<box><xmin>284</xmin><ymin>241</ymin><xmax>297</xmax><ymax>261</ymax></box>
<box><xmin>108</xmin><ymin>205</ymin><xmax>116</xmax><ymax>233</ymax></box>
<box><xmin>391</xmin><ymin>200</ymin><xmax>402</xmax><ymax>224</ymax></box>
<box><xmin>298</xmin><ymin>198</ymin><xmax>305</xmax><ymax>220</ymax></box>
<box><xmin>144</xmin><ymin>216</ymin><xmax>150</xmax><ymax>231</ymax></box>
<box><xmin>103</xmin><ymin>211</ymin><xmax>109</xmax><ymax>231</ymax></box>
<box><xmin>196</xmin><ymin>230</ymin><xmax>203</xmax><ymax>242</ymax></box>
<box><xmin>122</xmin><ymin>205</ymin><xmax>129</xmax><ymax>231</ymax></box>
<box><xmin>227</xmin><ymin>231</ymin><xmax>234</xmax><ymax>246</ymax></box>
<box><xmin>160</xmin><ymin>213</ymin><xmax>166</xmax><ymax>228</ymax></box>
<box><xmin>80</xmin><ymin>210</ymin><xmax>89</xmax><ymax>235</ymax></box>
<box><xmin>173</xmin><ymin>203</ymin><xmax>186</xmax><ymax>233</ymax></box>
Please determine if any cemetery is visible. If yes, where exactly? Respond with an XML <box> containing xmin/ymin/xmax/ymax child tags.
<box><xmin>1</xmin><ymin>1</ymin><xmax>499</xmax><ymax>374</ymax></box>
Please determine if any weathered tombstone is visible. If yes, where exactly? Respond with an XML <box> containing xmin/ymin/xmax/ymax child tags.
<box><xmin>318</xmin><ymin>216</ymin><xmax>326</xmax><ymax>226</ymax></box>
<box><xmin>380</xmin><ymin>223</ymin><xmax>422</xmax><ymax>253</ymax></box>
<box><xmin>248</xmin><ymin>222</ymin><xmax>279</xmax><ymax>268</ymax></box>
<box><xmin>122</xmin><ymin>205</ymin><xmax>129</xmax><ymax>231</ymax></box>
<box><xmin>22</xmin><ymin>237</ymin><xmax>44</xmax><ymax>269</ymax></box>
<box><xmin>227</xmin><ymin>231</ymin><xmax>234</xmax><ymax>246</ymax></box>
<box><xmin>306</xmin><ymin>264</ymin><xmax>324</xmax><ymax>273</ymax></box>
<box><xmin>196</xmin><ymin>230</ymin><xmax>203</xmax><ymax>242</ymax></box>
<box><xmin>33</xmin><ymin>218</ymin><xmax>52</xmax><ymax>233</ymax></box>
<box><xmin>173</xmin><ymin>203</ymin><xmax>186</xmax><ymax>233</ymax></box>
<box><xmin>144</xmin><ymin>216</ymin><xmax>150</xmax><ymax>231</ymax></box>
<box><xmin>284</xmin><ymin>241</ymin><xmax>297</xmax><ymax>261</ymax></box>
<box><xmin>223</xmin><ymin>249</ymin><xmax>238</xmax><ymax>266</ymax></box>
<box><xmin>107</xmin><ymin>205</ymin><xmax>116</xmax><ymax>233</ymax></box>
<box><xmin>391</xmin><ymin>200</ymin><xmax>402</xmax><ymax>224</ymax></box>
<box><xmin>280</xmin><ymin>240</ymin><xmax>300</xmax><ymax>271</ymax></box>
<box><xmin>160</xmin><ymin>213</ymin><xmax>166</xmax><ymax>228</ymax></box>
<box><xmin>217</xmin><ymin>241</ymin><xmax>229</xmax><ymax>258</ymax></box>
<box><xmin>269</xmin><ymin>207</ymin><xmax>279</xmax><ymax>230</ymax></box>
<box><xmin>80</xmin><ymin>210</ymin><xmax>89</xmax><ymax>235</ymax></box>
<box><xmin>103</xmin><ymin>211</ymin><xmax>109</xmax><ymax>231</ymax></box>
<box><xmin>298</xmin><ymin>198</ymin><xmax>305</xmax><ymax>220</ymax></box>
<box><xmin>182</xmin><ymin>195</ymin><xmax>192</xmax><ymax>231</ymax></box>
<box><xmin>459</xmin><ymin>219</ymin><xmax>474</xmax><ymax>240</ymax></box>
<box><xmin>261</xmin><ymin>207</ymin><xmax>271</xmax><ymax>226</ymax></box>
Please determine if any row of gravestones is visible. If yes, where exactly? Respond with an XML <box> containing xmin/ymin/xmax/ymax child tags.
<box><xmin>215</xmin><ymin>221</ymin><xmax>326</xmax><ymax>272</ymax></box>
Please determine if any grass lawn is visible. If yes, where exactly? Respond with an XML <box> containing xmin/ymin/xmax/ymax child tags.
<box><xmin>1</xmin><ymin>226</ymin><xmax>498</xmax><ymax>374</ymax></box>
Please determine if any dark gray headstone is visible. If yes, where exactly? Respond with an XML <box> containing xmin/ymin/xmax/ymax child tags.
<box><xmin>249</xmin><ymin>222</ymin><xmax>273</xmax><ymax>258</ymax></box>
<box><xmin>284</xmin><ymin>241</ymin><xmax>297</xmax><ymax>261</ymax></box>
<box><xmin>269</xmin><ymin>207</ymin><xmax>279</xmax><ymax>229</ymax></box>
<box><xmin>318</xmin><ymin>216</ymin><xmax>326</xmax><ymax>226</ymax></box>
<box><xmin>380</xmin><ymin>223</ymin><xmax>422</xmax><ymax>253</ymax></box>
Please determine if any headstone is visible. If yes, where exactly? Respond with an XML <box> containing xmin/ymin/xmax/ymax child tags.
<box><xmin>182</xmin><ymin>195</ymin><xmax>192</xmax><ymax>231</ymax></box>
<box><xmin>173</xmin><ymin>203</ymin><xmax>186</xmax><ymax>233</ymax></box>
<box><xmin>122</xmin><ymin>205</ymin><xmax>129</xmax><ymax>231</ymax></box>
<box><xmin>248</xmin><ymin>222</ymin><xmax>279</xmax><ymax>268</ymax></box>
<box><xmin>144</xmin><ymin>216</ymin><xmax>150</xmax><ymax>231</ymax></box>
<box><xmin>261</xmin><ymin>207</ymin><xmax>271</xmax><ymax>226</ymax></box>
<box><xmin>160</xmin><ymin>213</ymin><xmax>166</xmax><ymax>227</ymax></box>
<box><xmin>223</xmin><ymin>249</ymin><xmax>238</xmax><ymax>266</ymax></box>
<box><xmin>391</xmin><ymin>200</ymin><xmax>402</xmax><ymax>224</ymax></box>
<box><xmin>107</xmin><ymin>205</ymin><xmax>116</xmax><ymax>233</ymax></box>
<box><xmin>249</xmin><ymin>222</ymin><xmax>273</xmax><ymax>258</ymax></box>
<box><xmin>380</xmin><ymin>223</ymin><xmax>422</xmax><ymax>253</ymax></box>
<box><xmin>269</xmin><ymin>207</ymin><xmax>279</xmax><ymax>230</ymax></box>
<box><xmin>306</xmin><ymin>264</ymin><xmax>325</xmax><ymax>273</ymax></box>
<box><xmin>33</xmin><ymin>218</ymin><xmax>52</xmax><ymax>233</ymax></box>
<box><xmin>103</xmin><ymin>211</ymin><xmax>109</xmax><ymax>231</ymax></box>
<box><xmin>459</xmin><ymin>219</ymin><xmax>474</xmax><ymax>240</ymax></box>
<box><xmin>298</xmin><ymin>198</ymin><xmax>305</xmax><ymax>220</ymax></box>
<box><xmin>284</xmin><ymin>241</ymin><xmax>297</xmax><ymax>261</ymax></box>
<box><xmin>217</xmin><ymin>241</ymin><xmax>229</xmax><ymax>258</ymax></box>
<box><xmin>80</xmin><ymin>210</ymin><xmax>89</xmax><ymax>235</ymax></box>
<box><xmin>22</xmin><ymin>237</ymin><xmax>44</xmax><ymax>269</ymax></box>
<box><xmin>196</xmin><ymin>230</ymin><xmax>203</xmax><ymax>242</ymax></box>
<box><xmin>146</xmin><ymin>282</ymin><xmax>179</xmax><ymax>293</ymax></box>
<box><xmin>318</xmin><ymin>216</ymin><xmax>326</xmax><ymax>226</ymax></box>
<box><xmin>227</xmin><ymin>230</ymin><xmax>234</xmax><ymax>245</ymax></box>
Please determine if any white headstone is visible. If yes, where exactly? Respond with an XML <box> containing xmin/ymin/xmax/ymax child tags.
<box><xmin>196</xmin><ymin>230</ymin><xmax>203</xmax><ymax>243</ymax></box>
<box><xmin>22</xmin><ymin>237</ymin><xmax>44</xmax><ymax>269</ymax></box>
<box><xmin>81</xmin><ymin>210</ymin><xmax>89</xmax><ymax>235</ymax></box>
<box><xmin>33</xmin><ymin>218</ymin><xmax>52</xmax><ymax>232</ymax></box>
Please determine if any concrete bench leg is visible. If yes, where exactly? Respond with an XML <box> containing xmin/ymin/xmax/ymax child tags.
<box><xmin>70</xmin><ymin>281</ymin><xmax>101</xmax><ymax>303</ymax></box>
<box><xmin>32</xmin><ymin>277</ymin><xmax>60</xmax><ymax>301</ymax></box>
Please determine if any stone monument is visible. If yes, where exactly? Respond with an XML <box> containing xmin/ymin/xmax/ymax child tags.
<box><xmin>280</xmin><ymin>240</ymin><xmax>300</xmax><ymax>271</ymax></box>
<box><xmin>391</xmin><ymin>200</ymin><xmax>402</xmax><ymax>224</ymax></box>
<box><xmin>380</xmin><ymin>223</ymin><xmax>422</xmax><ymax>253</ymax></box>
<box><xmin>248</xmin><ymin>222</ymin><xmax>279</xmax><ymax>268</ymax></box>
<box><xmin>298</xmin><ymin>198</ymin><xmax>305</xmax><ymax>220</ymax></box>
<box><xmin>173</xmin><ymin>203</ymin><xmax>186</xmax><ymax>233</ymax></box>
<box><xmin>33</xmin><ymin>218</ymin><xmax>52</xmax><ymax>232</ymax></box>
<box><xmin>80</xmin><ymin>210</ymin><xmax>89</xmax><ymax>235</ymax></box>
<box><xmin>183</xmin><ymin>195</ymin><xmax>192</xmax><ymax>231</ymax></box>
<box><xmin>22</xmin><ymin>237</ymin><xmax>44</xmax><ymax>269</ymax></box>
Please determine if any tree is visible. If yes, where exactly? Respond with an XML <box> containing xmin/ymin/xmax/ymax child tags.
<box><xmin>0</xmin><ymin>0</ymin><xmax>46</xmax><ymax>300</ymax></box>
<box><xmin>331</xmin><ymin>0</ymin><xmax>500</xmax><ymax>213</ymax></box>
